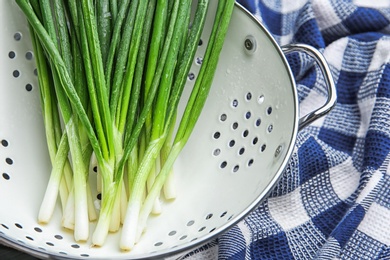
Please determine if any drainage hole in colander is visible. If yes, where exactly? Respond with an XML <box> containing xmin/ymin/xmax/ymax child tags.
<box><xmin>1</xmin><ymin>139</ymin><xmax>9</xmax><ymax>147</ymax></box>
<box><xmin>168</xmin><ymin>230</ymin><xmax>177</xmax><ymax>236</ymax></box>
<box><xmin>13</xmin><ymin>70</ymin><xmax>20</xmax><ymax>78</ymax></box>
<box><xmin>198</xmin><ymin>39</ymin><xmax>203</xmax><ymax>46</ymax></box>
<box><xmin>34</xmin><ymin>227</ymin><xmax>42</xmax><ymax>233</ymax></box>
<box><xmin>245</xmin><ymin>92</ymin><xmax>252</xmax><ymax>101</ymax></box>
<box><xmin>220</xmin><ymin>211</ymin><xmax>227</xmax><ymax>218</ymax></box>
<box><xmin>1</xmin><ymin>224</ymin><xmax>9</xmax><ymax>230</ymax></box>
<box><xmin>238</xmin><ymin>147</ymin><xmax>245</xmax><ymax>155</ymax></box>
<box><xmin>232</xmin><ymin>99</ymin><xmax>239</xmax><ymax>108</ymax></box>
<box><xmin>255</xmin><ymin>118</ymin><xmax>261</xmax><ymax>127</ymax></box>
<box><xmin>14</xmin><ymin>32</ymin><xmax>22</xmax><ymax>41</ymax></box>
<box><xmin>34</xmin><ymin>68</ymin><xmax>38</xmax><ymax>76</ymax></box>
<box><xmin>93</xmin><ymin>166</ymin><xmax>98</xmax><ymax>173</ymax></box>
<box><xmin>242</xmin><ymin>129</ymin><xmax>249</xmax><ymax>138</ymax></box>
<box><xmin>233</xmin><ymin>165</ymin><xmax>240</xmax><ymax>173</ymax></box>
<box><xmin>188</xmin><ymin>72</ymin><xmax>195</xmax><ymax>81</ymax></box>
<box><xmin>54</xmin><ymin>234</ymin><xmax>63</xmax><ymax>240</ymax></box>
<box><xmin>213</xmin><ymin>148</ymin><xmax>221</xmax><ymax>156</ymax></box>
<box><xmin>59</xmin><ymin>252</ymin><xmax>68</xmax><ymax>255</ymax></box>
<box><xmin>97</xmin><ymin>193</ymin><xmax>102</xmax><ymax>200</ymax></box>
<box><xmin>187</xmin><ymin>220</ymin><xmax>195</xmax><ymax>226</ymax></box>
<box><xmin>198</xmin><ymin>226</ymin><xmax>206</xmax><ymax>232</ymax></box>
<box><xmin>154</xmin><ymin>242</ymin><xmax>163</xmax><ymax>247</ymax></box>
<box><xmin>25</xmin><ymin>83</ymin><xmax>33</xmax><ymax>92</ymax></box>
<box><xmin>206</xmin><ymin>213</ymin><xmax>213</xmax><ymax>220</ymax></box>
<box><xmin>232</xmin><ymin>122</ymin><xmax>239</xmax><ymax>130</ymax></box>
<box><xmin>5</xmin><ymin>157</ymin><xmax>13</xmax><ymax>165</ymax></box>
<box><xmin>267</xmin><ymin>106</ymin><xmax>273</xmax><ymax>115</ymax></box>
<box><xmin>180</xmin><ymin>235</ymin><xmax>187</xmax><ymax>240</ymax></box>
<box><xmin>220</xmin><ymin>161</ymin><xmax>227</xmax><ymax>169</ymax></box>
<box><xmin>213</xmin><ymin>131</ymin><xmax>221</xmax><ymax>140</ymax></box>
<box><xmin>260</xmin><ymin>144</ymin><xmax>267</xmax><ymax>152</ymax></box>
<box><xmin>15</xmin><ymin>223</ymin><xmax>23</xmax><ymax>229</ymax></box>
<box><xmin>258</xmin><ymin>95</ymin><xmax>265</xmax><ymax>104</ymax></box>
<box><xmin>209</xmin><ymin>228</ymin><xmax>216</xmax><ymax>233</ymax></box>
<box><xmin>248</xmin><ymin>159</ymin><xmax>254</xmax><ymax>167</ymax></box>
<box><xmin>38</xmin><ymin>247</ymin><xmax>46</xmax><ymax>251</ymax></box>
<box><xmin>267</xmin><ymin>124</ymin><xmax>274</xmax><ymax>133</ymax></box>
<box><xmin>25</xmin><ymin>51</ymin><xmax>34</xmax><ymax>60</ymax></box>
<box><xmin>196</xmin><ymin>57</ymin><xmax>203</xmax><ymax>65</ymax></box>
<box><xmin>26</xmin><ymin>236</ymin><xmax>34</xmax><ymax>241</ymax></box>
<box><xmin>228</xmin><ymin>140</ymin><xmax>235</xmax><ymax>147</ymax></box>
<box><xmin>8</xmin><ymin>51</ymin><xmax>16</xmax><ymax>59</ymax></box>
<box><xmin>252</xmin><ymin>137</ymin><xmax>259</xmax><ymax>145</ymax></box>
<box><xmin>220</xmin><ymin>113</ymin><xmax>227</xmax><ymax>122</ymax></box>
<box><xmin>46</xmin><ymin>242</ymin><xmax>54</xmax><ymax>247</ymax></box>
<box><xmin>245</xmin><ymin>111</ymin><xmax>251</xmax><ymax>120</ymax></box>
<box><xmin>2</xmin><ymin>173</ymin><xmax>9</xmax><ymax>181</ymax></box>
<box><xmin>71</xmin><ymin>244</ymin><xmax>80</xmax><ymax>248</ymax></box>
<box><xmin>80</xmin><ymin>254</ymin><xmax>90</xmax><ymax>257</ymax></box>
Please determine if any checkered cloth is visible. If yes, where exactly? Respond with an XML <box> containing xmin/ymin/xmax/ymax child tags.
<box><xmin>183</xmin><ymin>0</ymin><xmax>390</xmax><ymax>259</ymax></box>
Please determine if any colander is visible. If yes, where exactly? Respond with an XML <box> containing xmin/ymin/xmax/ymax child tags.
<box><xmin>0</xmin><ymin>1</ymin><xmax>336</xmax><ymax>259</ymax></box>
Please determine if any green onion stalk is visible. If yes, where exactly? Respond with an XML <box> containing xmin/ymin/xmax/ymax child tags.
<box><xmin>143</xmin><ymin>0</ymin><xmax>168</xmax><ymax>213</ymax></box>
<box><xmin>29</xmin><ymin>27</ymin><xmax>71</xmax><ymax>220</ymax></box>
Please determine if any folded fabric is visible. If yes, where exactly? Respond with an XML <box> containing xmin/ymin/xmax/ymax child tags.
<box><xmin>182</xmin><ymin>0</ymin><xmax>390</xmax><ymax>259</ymax></box>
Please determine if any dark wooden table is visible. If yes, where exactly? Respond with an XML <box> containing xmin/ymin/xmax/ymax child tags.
<box><xmin>0</xmin><ymin>244</ymin><xmax>39</xmax><ymax>260</ymax></box>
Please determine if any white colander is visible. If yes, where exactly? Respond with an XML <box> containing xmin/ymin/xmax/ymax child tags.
<box><xmin>0</xmin><ymin>1</ymin><xmax>336</xmax><ymax>259</ymax></box>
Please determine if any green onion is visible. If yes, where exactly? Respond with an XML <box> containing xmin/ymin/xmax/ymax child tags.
<box><xmin>16</xmin><ymin>0</ymin><xmax>234</xmax><ymax>250</ymax></box>
<box><xmin>136</xmin><ymin>0</ymin><xmax>235</xmax><ymax>243</ymax></box>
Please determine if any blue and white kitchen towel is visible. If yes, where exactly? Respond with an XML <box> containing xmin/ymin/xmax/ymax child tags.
<box><xmin>184</xmin><ymin>0</ymin><xmax>390</xmax><ymax>259</ymax></box>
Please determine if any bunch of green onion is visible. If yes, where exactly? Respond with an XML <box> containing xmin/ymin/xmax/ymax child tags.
<box><xmin>16</xmin><ymin>0</ymin><xmax>234</xmax><ymax>250</ymax></box>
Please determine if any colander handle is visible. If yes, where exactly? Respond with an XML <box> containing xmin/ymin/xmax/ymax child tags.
<box><xmin>281</xmin><ymin>43</ymin><xmax>337</xmax><ymax>130</ymax></box>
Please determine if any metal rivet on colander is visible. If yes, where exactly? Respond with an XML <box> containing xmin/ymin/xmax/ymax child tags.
<box><xmin>244</xmin><ymin>37</ymin><xmax>254</xmax><ymax>50</ymax></box>
<box><xmin>244</xmin><ymin>35</ymin><xmax>257</xmax><ymax>54</ymax></box>
<box><xmin>275</xmin><ymin>145</ymin><xmax>283</xmax><ymax>158</ymax></box>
